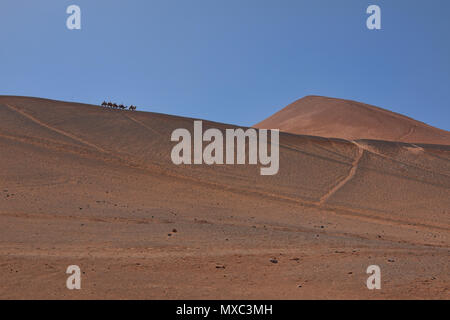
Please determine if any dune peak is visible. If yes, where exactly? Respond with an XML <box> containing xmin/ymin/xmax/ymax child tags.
<box><xmin>255</xmin><ymin>96</ymin><xmax>450</xmax><ymax>145</ymax></box>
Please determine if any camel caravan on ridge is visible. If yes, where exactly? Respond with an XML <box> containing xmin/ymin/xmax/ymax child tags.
<box><xmin>101</xmin><ymin>101</ymin><xmax>137</xmax><ymax>111</ymax></box>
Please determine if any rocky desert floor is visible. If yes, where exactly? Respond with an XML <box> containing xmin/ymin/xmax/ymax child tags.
<box><xmin>0</xmin><ymin>96</ymin><xmax>448</xmax><ymax>299</ymax></box>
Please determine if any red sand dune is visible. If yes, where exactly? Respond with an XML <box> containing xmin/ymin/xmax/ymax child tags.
<box><xmin>0</xmin><ymin>95</ymin><xmax>449</xmax><ymax>299</ymax></box>
<box><xmin>255</xmin><ymin>95</ymin><xmax>450</xmax><ymax>145</ymax></box>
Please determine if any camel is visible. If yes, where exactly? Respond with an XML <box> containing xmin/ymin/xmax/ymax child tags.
<box><xmin>100</xmin><ymin>101</ymin><xmax>136</xmax><ymax>111</ymax></box>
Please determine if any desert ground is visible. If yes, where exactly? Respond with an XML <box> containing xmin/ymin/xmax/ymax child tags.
<box><xmin>0</xmin><ymin>95</ymin><xmax>448</xmax><ymax>299</ymax></box>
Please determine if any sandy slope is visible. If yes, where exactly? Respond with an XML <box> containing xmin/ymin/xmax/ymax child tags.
<box><xmin>0</xmin><ymin>96</ymin><xmax>448</xmax><ymax>299</ymax></box>
<box><xmin>255</xmin><ymin>95</ymin><xmax>450</xmax><ymax>145</ymax></box>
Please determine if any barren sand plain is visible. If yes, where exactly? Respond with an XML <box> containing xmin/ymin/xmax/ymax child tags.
<box><xmin>0</xmin><ymin>96</ymin><xmax>448</xmax><ymax>299</ymax></box>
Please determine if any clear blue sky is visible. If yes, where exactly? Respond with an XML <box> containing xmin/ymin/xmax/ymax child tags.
<box><xmin>1</xmin><ymin>0</ymin><xmax>449</xmax><ymax>130</ymax></box>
